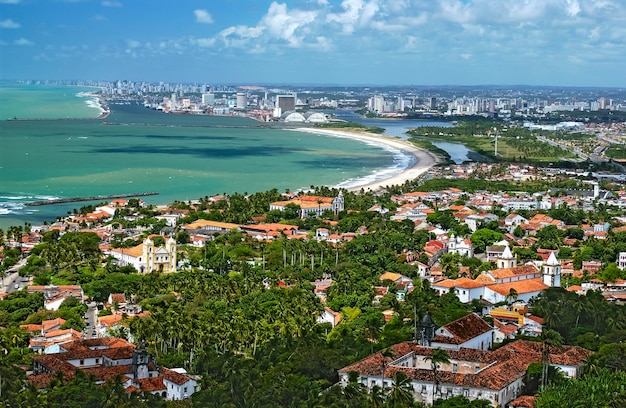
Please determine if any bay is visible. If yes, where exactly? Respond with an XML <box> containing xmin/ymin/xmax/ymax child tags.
<box><xmin>0</xmin><ymin>89</ymin><xmax>396</xmax><ymax>228</ymax></box>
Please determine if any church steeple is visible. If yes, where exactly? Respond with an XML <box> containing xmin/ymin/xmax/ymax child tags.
<box><xmin>543</xmin><ymin>251</ymin><xmax>561</xmax><ymax>287</ymax></box>
<box><xmin>497</xmin><ymin>244</ymin><xmax>516</xmax><ymax>269</ymax></box>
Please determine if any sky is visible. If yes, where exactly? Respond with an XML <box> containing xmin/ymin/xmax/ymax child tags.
<box><xmin>1</xmin><ymin>0</ymin><xmax>625</xmax><ymax>87</ymax></box>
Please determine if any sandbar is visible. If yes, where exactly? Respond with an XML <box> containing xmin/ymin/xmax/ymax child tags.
<box><xmin>293</xmin><ymin>128</ymin><xmax>441</xmax><ymax>192</ymax></box>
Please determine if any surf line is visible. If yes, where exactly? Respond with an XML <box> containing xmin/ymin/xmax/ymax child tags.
<box><xmin>25</xmin><ymin>192</ymin><xmax>159</xmax><ymax>207</ymax></box>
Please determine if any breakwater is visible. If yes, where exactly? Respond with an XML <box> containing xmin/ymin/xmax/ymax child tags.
<box><xmin>25</xmin><ymin>192</ymin><xmax>158</xmax><ymax>207</ymax></box>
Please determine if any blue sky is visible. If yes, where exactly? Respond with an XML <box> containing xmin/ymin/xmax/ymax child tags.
<box><xmin>1</xmin><ymin>0</ymin><xmax>625</xmax><ymax>86</ymax></box>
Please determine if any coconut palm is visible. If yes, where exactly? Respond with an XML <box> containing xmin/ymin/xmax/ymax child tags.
<box><xmin>386</xmin><ymin>371</ymin><xmax>415</xmax><ymax>407</ymax></box>
<box><xmin>380</xmin><ymin>348</ymin><xmax>395</xmax><ymax>391</ymax></box>
<box><xmin>540</xmin><ymin>329</ymin><xmax>563</xmax><ymax>390</ymax></box>
<box><xmin>425</xmin><ymin>348</ymin><xmax>450</xmax><ymax>397</ymax></box>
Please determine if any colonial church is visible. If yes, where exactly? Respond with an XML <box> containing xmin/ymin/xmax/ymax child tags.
<box><xmin>109</xmin><ymin>236</ymin><xmax>177</xmax><ymax>274</ymax></box>
<box><xmin>432</xmin><ymin>244</ymin><xmax>561</xmax><ymax>304</ymax></box>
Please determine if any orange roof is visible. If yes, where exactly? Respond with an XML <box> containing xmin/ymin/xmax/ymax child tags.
<box><xmin>111</xmin><ymin>243</ymin><xmax>143</xmax><ymax>258</ymax></box>
<box><xmin>488</xmin><ymin>278</ymin><xmax>549</xmax><ymax>296</ymax></box>
<box><xmin>99</xmin><ymin>314</ymin><xmax>123</xmax><ymax>327</ymax></box>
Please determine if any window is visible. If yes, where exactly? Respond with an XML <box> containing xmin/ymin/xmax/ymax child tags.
<box><xmin>453</xmin><ymin>363</ymin><xmax>458</xmax><ymax>373</ymax></box>
<box><xmin>475</xmin><ymin>366</ymin><xmax>480</xmax><ymax>373</ymax></box>
<box><xmin>95</xmin><ymin>358</ymin><xmax>99</xmax><ymax>364</ymax></box>
<box><xmin>184</xmin><ymin>387</ymin><xmax>188</xmax><ymax>393</ymax></box>
<box><xmin>463</xmin><ymin>389</ymin><xmax>469</xmax><ymax>397</ymax></box>
<box><xmin>80</xmin><ymin>359</ymin><xmax>84</xmax><ymax>365</ymax></box>
<box><xmin>422</xmin><ymin>385</ymin><xmax>427</xmax><ymax>393</ymax></box>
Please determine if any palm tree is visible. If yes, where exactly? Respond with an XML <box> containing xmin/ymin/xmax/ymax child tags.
<box><xmin>425</xmin><ymin>348</ymin><xmax>450</xmax><ymax>398</ymax></box>
<box><xmin>506</xmin><ymin>288</ymin><xmax>518</xmax><ymax>305</ymax></box>
<box><xmin>380</xmin><ymin>348</ymin><xmax>395</xmax><ymax>391</ymax></box>
<box><xmin>540</xmin><ymin>329</ymin><xmax>563</xmax><ymax>390</ymax></box>
<box><xmin>386</xmin><ymin>371</ymin><xmax>415</xmax><ymax>407</ymax></box>
<box><xmin>368</xmin><ymin>384</ymin><xmax>385</xmax><ymax>408</ymax></box>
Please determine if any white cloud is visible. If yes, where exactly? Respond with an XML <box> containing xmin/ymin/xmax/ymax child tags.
<box><xmin>126</xmin><ymin>39</ymin><xmax>141</xmax><ymax>48</ymax></box>
<box><xmin>565</xmin><ymin>0</ymin><xmax>581</xmax><ymax>17</ymax></box>
<box><xmin>194</xmin><ymin>9</ymin><xmax>214</xmax><ymax>24</ymax></box>
<box><xmin>0</xmin><ymin>19</ymin><xmax>20</xmax><ymax>29</ymax></box>
<box><xmin>261</xmin><ymin>2</ymin><xmax>317</xmax><ymax>47</ymax></box>
<box><xmin>0</xmin><ymin>0</ymin><xmax>21</xmax><ymax>3</ymax></box>
<box><xmin>460</xmin><ymin>53</ymin><xmax>472</xmax><ymax>59</ymax></box>
<box><xmin>327</xmin><ymin>0</ymin><xmax>379</xmax><ymax>34</ymax></box>
<box><xmin>193</xmin><ymin>37</ymin><xmax>216</xmax><ymax>47</ymax></box>
<box><xmin>101</xmin><ymin>1</ymin><xmax>122</xmax><ymax>7</ymax></box>
<box><xmin>14</xmin><ymin>38</ymin><xmax>34</xmax><ymax>46</ymax></box>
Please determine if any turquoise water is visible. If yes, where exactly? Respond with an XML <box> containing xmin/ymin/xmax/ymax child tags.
<box><xmin>0</xmin><ymin>86</ymin><xmax>413</xmax><ymax>229</ymax></box>
<box><xmin>0</xmin><ymin>83</ymin><xmax>102</xmax><ymax>120</ymax></box>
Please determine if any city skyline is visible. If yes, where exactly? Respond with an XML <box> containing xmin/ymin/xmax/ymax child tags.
<box><xmin>1</xmin><ymin>0</ymin><xmax>625</xmax><ymax>87</ymax></box>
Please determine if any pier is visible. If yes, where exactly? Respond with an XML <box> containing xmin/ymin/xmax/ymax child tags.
<box><xmin>25</xmin><ymin>192</ymin><xmax>158</xmax><ymax>207</ymax></box>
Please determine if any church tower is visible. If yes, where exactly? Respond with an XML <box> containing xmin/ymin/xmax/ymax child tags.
<box><xmin>332</xmin><ymin>192</ymin><xmax>344</xmax><ymax>215</ymax></box>
<box><xmin>142</xmin><ymin>237</ymin><xmax>154</xmax><ymax>274</ymax></box>
<box><xmin>543</xmin><ymin>251</ymin><xmax>561</xmax><ymax>287</ymax></box>
<box><xmin>166</xmin><ymin>236</ymin><xmax>177</xmax><ymax>272</ymax></box>
<box><xmin>416</xmin><ymin>313</ymin><xmax>436</xmax><ymax>347</ymax></box>
<box><xmin>132</xmin><ymin>344</ymin><xmax>150</xmax><ymax>381</ymax></box>
<box><xmin>497</xmin><ymin>245</ymin><xmax>517</xmax><ymax>269</ymax></box>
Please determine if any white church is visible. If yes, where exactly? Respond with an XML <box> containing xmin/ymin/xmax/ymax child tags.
<box><xmin>108</xmin><ymin>236</ymin><xmax>177</xmax><ymax>274</ymax></box>
<box><xmin>432</xmin><ymin>245</ymin><xmax>561</xmax><ymax>304</ymax></box>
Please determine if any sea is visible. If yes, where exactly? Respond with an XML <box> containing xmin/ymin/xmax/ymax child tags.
<box><xmin>0</xmin><ymin>84</ymin><xmax>451</xmax><ymax>230</ymax></box>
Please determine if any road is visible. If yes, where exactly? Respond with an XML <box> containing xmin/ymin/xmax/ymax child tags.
<box><xmin>1</xmin><ymin>259</ymin><xmax>29</xmax><ymax>294</ymax></box>
<box><xmin>84</xmin><ymin>301</ymin><xmax>99</xmax><ymax>339</ymax></box>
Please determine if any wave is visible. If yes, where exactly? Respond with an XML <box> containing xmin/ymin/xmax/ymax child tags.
<box><xmin>288</xmin><ymin>129</ymin><xmax>416</xmax><ymax>190</ymax></box>
<box><xmin>0</xmin><ymin>194</ymin><xmax>60</xmax><ymax>201</ymax></box>
<box><xmin>335</xmin><ymin>149</ymin><xmax>415</xmax><ymax>189</ymax></box>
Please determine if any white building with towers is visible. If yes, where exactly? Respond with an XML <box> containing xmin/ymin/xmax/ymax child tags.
<box><xmin>108</xmin><ymin>236</ymin><xmax>177</xmax><ymax>274</ymax></box>
<box><xmin>432</xmin><ymin>244</ymin><xmax>560</xmax><ymax>304</ymax></box>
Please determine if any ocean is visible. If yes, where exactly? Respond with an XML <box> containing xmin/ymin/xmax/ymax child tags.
<box><xmin>0</xmin><ymin>84</ymin><xmax>446</xmax><ymax>229</ymax></box>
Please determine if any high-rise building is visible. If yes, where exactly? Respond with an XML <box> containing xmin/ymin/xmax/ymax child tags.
<box><xmin>202</xmin><ymin>93</ymin><xmax>215</xmax><ymax>106</ymax></box>
<box><xmin>236</xmin><ymin>93</ymin><xmax>247</xmax><ymax>110</ymax></box>
<box><xmin>429</xmin><ymin>97</ymin><xmax>437</xmax><ymax>110</ymax></box>
<box><xmin>276</xmin><ymin>94</ymin><xmax>296</xmax><ymax>114</ymax></box>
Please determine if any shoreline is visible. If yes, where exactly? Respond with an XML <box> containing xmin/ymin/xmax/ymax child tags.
<box><xmin>293</xmin><ymin>128</ymin><xmax>442</xmax><ymax>192</ymax></box>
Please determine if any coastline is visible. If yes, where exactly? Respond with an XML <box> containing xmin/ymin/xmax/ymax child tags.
<box><xmin>293</xmin><ymin>128</ymin><xmax>441</xmax><ymax>192</ymax></box>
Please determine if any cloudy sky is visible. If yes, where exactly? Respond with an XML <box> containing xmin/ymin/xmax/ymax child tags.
<box><xmin>1</xmin><ymin>0</ymin><xmax>624</xmax><ymax>86</ymax></box>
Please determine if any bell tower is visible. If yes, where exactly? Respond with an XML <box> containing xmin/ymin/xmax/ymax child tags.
<box><xmin>543</xmin><ymin>251</ymin><xmax>561</xmax><ymax>287</ymax></box>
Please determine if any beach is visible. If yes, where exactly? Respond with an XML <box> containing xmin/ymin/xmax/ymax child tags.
<box><xmin>294</xmin><ymin>128</ymin><xmax>441</xmax><ymax>192</ymax></box>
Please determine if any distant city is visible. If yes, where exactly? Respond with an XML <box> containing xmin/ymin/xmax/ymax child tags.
<box><xmin>13</xmin><ymin>79</ymin><xmax>626</xmax><ymax>124</ymax></box>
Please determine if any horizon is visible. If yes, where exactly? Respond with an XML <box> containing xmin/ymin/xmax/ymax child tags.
<box><xmin>1</xmin><ymin>1</ymin><xmax>625</xmax><ymax>88</ymax></box>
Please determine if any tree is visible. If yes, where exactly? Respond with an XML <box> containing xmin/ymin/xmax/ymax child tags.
<box><xmin>380</xmin><ymin>348</ymin><xmax>395</xmax><ymax>391</ymax></box>
<box><xmin>470</xmin><ymin>228</ymin><xmax>503</xmax><ymax>253</ymax></box>
<box><xmin>425</xmin><ymin>348</ymin><xmax>450</xmax><ymax>397</ymax></box>
<box><xmin>535</xmin><ymin>369</ymin><xmax>626</xmax><ymax>408</ymax></box>
<box><xmin>540</xmin><ymin>329</ymin><xmax>563</xmax><ymax>390</ymax></box>
<box><xmin>386</xmin><ymin>371</ymin><xmax>415</xmax><ymax>407</ymax></box>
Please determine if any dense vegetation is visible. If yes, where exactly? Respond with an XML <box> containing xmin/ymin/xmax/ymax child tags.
<box><xmin>314</xmin><ymin>120</ymin><xmax>385</xmax><ymax>134</ymax></box>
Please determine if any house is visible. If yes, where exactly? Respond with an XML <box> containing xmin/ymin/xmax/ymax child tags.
<box><xmin>28</xmin><ymin>338</ymin><xmax>199</xmax><ymax>401</ymax></box>
<box><xmin>318</xmin><ymin>307</ymin><xmax>342</xmax><ymax>327</ymax></box>
<box><xmin>27</xmin><ymin>285</ymin><xmax>84</xmax><ymax>311</ymax></box>
<box><xmin>241</xmin><ymin>223</ymin><xmax>299</xmax><ymax>240</ymax></box>
<box><xmin>338</xmin><ymin>340</ymin><xmax>591</xmax><ymax>407</ymax></box>
<box><xmin>181</xmin><ymin>219</ymin><xmax>240</xmax><ymax>234</ymax></box>
<box><xmin>379</xmin><ymin>272</ymin><xmax>414</xmax><ymax>301</ymax></box>
<box><xmin>430</xmin><ymin>313</ymin><xmax>494</xmax><ymax>351</ymax></box>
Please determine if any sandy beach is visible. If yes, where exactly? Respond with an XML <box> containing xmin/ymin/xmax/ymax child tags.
<box><xmin>294</xmin><ymin>128</ymin><xmax>441</xmax><ymax>192</ymax></box>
